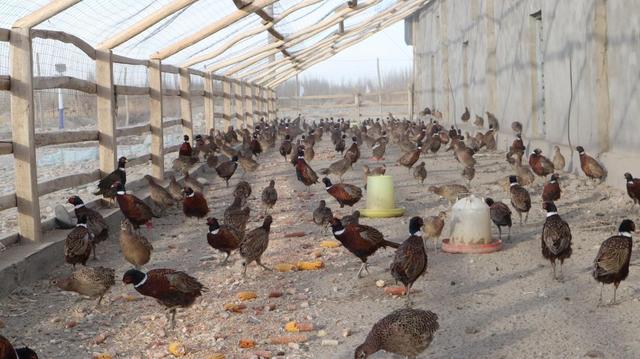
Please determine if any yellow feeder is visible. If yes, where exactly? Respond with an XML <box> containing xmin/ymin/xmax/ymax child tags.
<box><xmin>360</xmin><ymin>175</ymin><xmax>405</xmax><ymax>218</ymax></box>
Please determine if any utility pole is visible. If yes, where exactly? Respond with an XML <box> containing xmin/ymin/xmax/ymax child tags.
<box><xmin>295</xmin><ymin>73</ymin><xmax>300</xmax><ymax>112</ymax></box>
<box><xmin>376</xmin><ymin>57</ymin><xmax>383</xmax><ymax>118</ymax></box>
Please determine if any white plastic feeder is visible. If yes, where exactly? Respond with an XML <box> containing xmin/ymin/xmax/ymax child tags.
<box><xmin>442</xmin><ymin>194</ymin><xmax>502</xmax><ymax>253</ymax></box>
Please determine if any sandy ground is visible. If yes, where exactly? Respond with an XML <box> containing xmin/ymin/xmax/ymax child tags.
<box><xmin>1</xmin><ymin>130</ymin><xmax>639</xmax><ymax>359</ymax></box>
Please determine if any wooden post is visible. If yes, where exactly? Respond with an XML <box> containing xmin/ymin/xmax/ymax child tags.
<box><xmin>9</xmin><ymin>27</ymin><xmax>41</xmax><ymax>242</ymax></box>
<box><xmin>256</xmin><ymin>86</ymin><xmax>263</xmax><ymax>120</ymax></box>
<box><xmin>265</xmin><ymin>87</ymin><xmax>271</xmax><ymax>120</ymax></box>
<box><xmin>222</xmin><ymin>79</ymin><xmax>232</xmax><ymax>130</ymax></box>
<box><xmin>269</xmin><ymin>88</ymin><xmax>276</xmax><ymax>121</ymax></box>
<box><xmin>408</xmin><ymin>83</ymin><xmax>415</xmax><ymax>120</ymax></box>
<box><xmin>273</xmin><ymin>88</ymin><xmax>278</xmax><ymax>119</ymax></box>
<box><xmin>354</xmin><ymin>93</ymin><xmax>361</xmax><ymax>120</ymax></box>
<box><xmin>179</xmin><ymin>67</ymin><xmax>193</xmax><ymax>139</ymax></box>
<box><xmin>235</xmin><ymin>81</ymin><xmax>245</xmax><ymax>128</ymax></box>
<box><xmin>245</xmin><ymin>83</ymin><xmax>254</xmax><ymax>129</ymax></box>
<box><xmin>203</xmin><ymin>72</ymin><xmax>214</xmax><ymax>131</ymax></box>
<box><xmin>149</xmin><ymin>59</ymin><xmax>164</xmax><ymax>179</ymax></box>
<box><xmin>96</xmin><ymin>49</ymin><xmax>117</xmax><ymax>179</ymax></box>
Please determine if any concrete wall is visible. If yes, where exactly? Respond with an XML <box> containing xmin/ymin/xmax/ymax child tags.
<box><xmin>409</xmin><ymin>0</ymin><xmax>640</xmax><ymax>189</ymax></box>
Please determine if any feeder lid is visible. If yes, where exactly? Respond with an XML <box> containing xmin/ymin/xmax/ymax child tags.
<box><xmin>452</xmin><ymin>194</ymin><xmax>486</xmax><ymax>210</ymax></box>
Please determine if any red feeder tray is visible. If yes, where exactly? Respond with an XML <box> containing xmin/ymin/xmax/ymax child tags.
<box><xmin>441</xmin><ymin>238</ymin><xmax>502</xmax><ymax>254</ymax></box>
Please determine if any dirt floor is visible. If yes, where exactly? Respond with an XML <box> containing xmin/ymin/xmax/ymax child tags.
<box><xmin>1</xmin><ymin>129</ymin><xmax>639</xmax><ymax>359</ymax></box>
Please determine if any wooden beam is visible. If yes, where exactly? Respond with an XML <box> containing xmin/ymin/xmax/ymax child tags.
<box><xmin>96</xmin><ymin>49</ymin><xmax>117</xmax><ymax>177</ymax></box>
<box><xmin>34</xmin><ymin>129</ymin><xmax>99</xmax><ymax>147</ymax></box>
<box><xmin>115</xmin><ymin>85</ymin><xmax>150</xmax><ymax>96</ymax></box>
<box><xmin>112</xmin><ymin>54</ymin><xmax>149</xmax><ymax>66</ymax></box>
<box><xmin>265</xmin><ymin>1</ymin><xmax>426</xmax><ymax>86</ymax></box>
<box><xmin>9</xmin><ymin>27</ymin><xmax>40</xmax><ymax>241</ymax></box>
<box><xmin>223</xmin><ymin>47</ymin><xmax>281</xmax><ymax>76</ymax></box>
<box><xmin>164</xmin><ymin>118</ymin><xmax>182</xmax><ymax>128</ymax></box>
<box><xmin>0</xmin><ymin>28</ymin><xmax>9</xmax><ymax>42</ymax></box>
<box><xmin>250</xmin><ymin>0</ymin><xmax>421</xmax><ymax>82</ymax></box>
<box><xmin>149</xmin><ymin>59</ymin><xmax>164</xmax><ymax>179</ymax></box>
<box><xmin>188</xmin><ymin>68</ymin><xmax>206</xmax><ymax>77</ymax></box>
<box><xmin>0</xmin><ymin>142</ymin><xmax>13</xmax><ymax>155</ymax></box>
<box><xmin>0</xmin><ymin>75</ymin><xmax>9</xmax><ymax>91</ymax></box>
<box><xmin>181</xmin><ymin>0</ymin><xmax>323</xmax><ymax>68</ymax></box>
<box><xmin>128</xmin><ymin>153</ymin><xmax>151</xmax><ymax>167</ymax></box>
<box><xmin>161</xmin><ymin>64</ymin><xmax>180</xmax><ymax>74</ymax></box>
<box><xmin>235</xmin><ymin>81</ymin><xmax>245</xmax><ymax>128</ymax></box>
<box><xmin>116</xmin><ymin>123</ymin><xmax>150</xmax><ymax>138</ymax></box>
<box><xmin>0</xmin><ymin>192</ymin><xmax>17</xmax><ymax>212</ymax></box>
<box><xmin>98</xmin><ymin>0</ymin><xmax>198</xmax><ymax>50</ymax></box>
<box><xmin>179</xmin><ymin>67</ymin><xmax>193</xmax><ymax>139</ymax></box>
<box><xmin>31</xmin><ymin>29</ymin><xmax>95</xmax><ymax>59</ymax></box>
<box><xmin>163</xmin><ymin>88</ymin><xmax>180</xmax><ymax>96</ymax></box>
<box><xmin>13</xmin><ymin>0</ymin><xmax>80</xmax><ymax>28</ymax></box>
<box><xmin>33</xmin><ymin>76</ymin><xmax>96</xmax><ymax>93</ymax></box>
<box><xmin>222</xmin><ymin>79</ymin><xmax>232</xmax><ymax>129</ymax></box>
<box><xmin>154</xmin><ymin>0</ymin><xmax>277</xmax><ymax>60</ymax></box>
<box><xmin>203</xmin><ymin>73</ymin><xmax>215</xmax><ymax>131</ymax></box>
<box><xmin>38</xmin><ymin>169</ymin><xmax>101</xmax><ymax>197</ymax></box>
<box><xmin>164</xmin><ymin>143</ymin><xmax>181</xmax><ymax>154</ymax></box>
<box><xmin>208</xmin><ymin>0</ymin><xmax>380</xmax><ymax>74</ymax></box>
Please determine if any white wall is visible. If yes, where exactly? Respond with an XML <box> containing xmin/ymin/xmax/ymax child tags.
<box><xmin>410</xmin><ymin>0</ymin><xmax>640</xmax><ymax>188</ymax></box>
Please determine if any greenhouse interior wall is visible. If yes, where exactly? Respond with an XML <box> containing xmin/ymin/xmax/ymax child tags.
<box><xmin>407</xmin><ymin>0</ymin><xmax>640</xmax><ymax>190</ymax></box>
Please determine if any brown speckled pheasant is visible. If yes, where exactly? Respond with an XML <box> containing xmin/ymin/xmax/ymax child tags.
<box><xmin>509</xmin><ymin>175</ymin><xmax>531</xmax><ymax>225</ymax></box>
<box><xmin>67</xmin><ymin>196</ymin><xmax>108</xmax><ymax>259</ymax></box>
<box><xmin>64</xmin><ymin>215</ymin><xmax>93</xmax><ymax>268</ymax></box>
<box><xmin>261</xmin><ymin>180</ymin><xmax>278</xmax><ymax>214</ymax></box>
<box><xmin>119</xmin><ymin>218</ymin><xmax>153</xmax><ymax>268</ymax></box>
<box><xmin>239</xmin><ymin>215</ymin><xmax>273</xmax><ymax>276</ymax></box>
<box><xmin>413</xmin><ymin>162</ymin><xmax>427</xmax><ymax>185</ymax></box>
<box><xmin>52</xmin><ymin>266</ymin><xmax>115</xmax><ymax>306</ymax></box>
<box><xmin>355</xmin><ymin>308</ymin><xmax>439</xmax><ymax>359</ymax></box>
<box><xmin>428</xmin><ymin>184</ymin><xmax>468</xmax><ymax>205</ymax></box>
<box><xmin>593</xmin><ymin>219</ymin><xmax>635</xmax><ymax>305</ymax></box>
<box><xmin>485</xmin><ymin>198</ymin><xmax>512</xmax><ymax>240</ymax></box>
<box><xmin>541</xmin><ymin>202</ymin><xmax>572</xmax><ymax>281</ymax></box>
<box><xmin>313</xmin><ymin>200</ymin><xmax>333</xmax><ymax>233</ymax></box>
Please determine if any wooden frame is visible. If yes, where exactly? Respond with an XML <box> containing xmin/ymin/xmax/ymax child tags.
<box><xmin>179</xmin><ymin>67</ymin><xmax>194</xmax><ymax>138</ymax></box>
<box><xmin>206</xmin><ymin>0</ymin><xmax>381</xmax><ymax>74</ymax></box>
<box><xmin>149</xmin><ymin>59</ymin><xmax>164</xmax><ymax>179</ymax></box>
<box><xmin>266</xmin><ymin>1</ymin><xmax>428</xmax><ymax>87</ymax></box>
<box><xmin>0</xmin><ymin>0</ymin><xmax>424</xmax><ymax>246</ymax></box>
<box><xmin>222</xmin><ymin>79</ymin><xmax>233</xmax><ymax>129</ymax></box>
<box><xmin>154</xmin><ymin>0</ymin><xmax>277</xmax><ymax>60</ymax></box>
<box><xmin>245</xmin><ymin>0</ymin><xmax>416</xmax><ymax>82</ymax></box>
<box><xmin>245</xmin><ymin>84</ymin><xmax>254</xmax><ymax>128</ymax></box>
<box><xmin>234</xmin><ymin>81</ymin><xmax>245</xmax><ymax>128</ymax></box>
<box><xmin>7</xmin><ymin>0</ymin><xmax>81</xmax><ymax>242</ymax></box>
<box><xmin>9</xmin><ymin>26</ymin><xmax>40</xmax><ymax>242</ymax></box>
<box><xmin>203</xmin><ymin>72</ymin><xmax>215</xmax><ymax>131</ymax></box>
<box><xmin>98</xmin><ymin>0</ymin><xmax>198</xmax><ymax>50</ymax></box>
